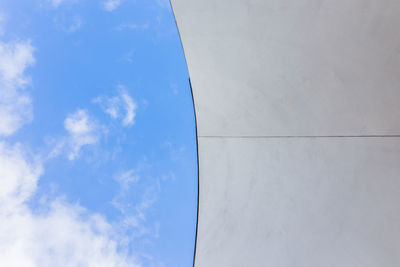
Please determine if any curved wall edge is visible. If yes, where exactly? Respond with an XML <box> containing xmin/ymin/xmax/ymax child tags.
<box><xmin>171</xmin><ymin>1</ymin><xmax>400</xmax><ymax>266</ymax></box>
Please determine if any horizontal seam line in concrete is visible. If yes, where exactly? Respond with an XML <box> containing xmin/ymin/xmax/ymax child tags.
<box><xmin>199</xmin><ymin>135</ymin><xmax>400</xmax><ymax>138</ymax></box>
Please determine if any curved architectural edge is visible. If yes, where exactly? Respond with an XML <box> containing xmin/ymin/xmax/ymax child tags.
<box><xmin>168</xmin><ymin>2</ymin><xmax>200</xmax><ymax>267</ymax></box>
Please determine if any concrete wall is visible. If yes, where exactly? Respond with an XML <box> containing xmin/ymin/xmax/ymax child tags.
<box><xmin>171</xmin><ymin>1</ymin><xmax>400</xmax><ymax>266</ymax></box>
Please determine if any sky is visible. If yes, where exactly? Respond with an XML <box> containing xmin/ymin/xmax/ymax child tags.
<box><xmin>0</xmin><ymin>0</ymin><xmax>197</xmax><ymax>266</ymax></box>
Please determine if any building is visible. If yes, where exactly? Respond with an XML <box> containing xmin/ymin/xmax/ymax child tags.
<box><xmin>171</xmin><ymin>1</ymin><xmax>400</xmax><ymax>266</ymax></box>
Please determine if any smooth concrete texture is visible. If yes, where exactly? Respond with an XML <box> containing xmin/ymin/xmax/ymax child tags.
<box><xmin>170</xmin><ymin>0</ymin><xmax>400</xmax><ymax>266</ymax></box>
<box><xmin>172</xmin><ymin>0</ymin><xmax>400</xmax><ymax>136</ymax></box>
<box><xmin>197</xmin><ymin>138</ymin><xmax>400</xmax><ymax>267</ymax></box>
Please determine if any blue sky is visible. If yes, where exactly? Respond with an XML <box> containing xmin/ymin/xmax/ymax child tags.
<box><xmin>0</xmin><ymin>0</ymin><xmax>197</xmax><ymax>266</ymax></box>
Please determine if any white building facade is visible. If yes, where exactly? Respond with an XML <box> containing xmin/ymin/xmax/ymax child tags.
<box><xmin>171</xmin><ymin>1</ymin><xmax>400</xmax><ymax>266</ymax></box>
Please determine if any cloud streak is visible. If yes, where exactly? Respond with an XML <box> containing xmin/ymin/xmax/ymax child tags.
<box><xmin>102</xmin><ymin>0</ymin><xmax>122</xmax><ymax>12</ymax></box>
<box><xmin>48</xmin><ymin>0</ymin><xmax>80</xmax><ymax>8</ymax></box>
<box><xmin>0</xmin><ymin>14</ymin><xmax>5</xmax><ymax>36</ymax></box>
<box><xmin>65</xmin><ymin>16</ymin><xmax>83</xmax><ymax>33</ymax></box>
<box><xmin>111</xmin><ymin>169</ymin><xmax>160</xmax><ymax>241</ymax></box>
<box><xmin>49</xmin><ymin>0</ymin><xmax>63</xmax><ymax>7</ymax></box>
<box><xmin>115</xmin><ymin>23</ymin><xmax>150</xmax><ymax>31</ymax></box>
<box><xmin>94</xmin><ymin>87</ymin><xmax>137</xmax><ymax>127</ymax></box>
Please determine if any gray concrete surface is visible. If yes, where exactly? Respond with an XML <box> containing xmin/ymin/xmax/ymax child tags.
<box><xmin>171</xmin><ymin>1</ymin><xmax>400</xmax><ymax>266</ymax></box>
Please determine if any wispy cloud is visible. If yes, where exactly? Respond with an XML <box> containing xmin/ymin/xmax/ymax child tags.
<box><xmin>0</xmin><ymin>13</ymin><xmax>5</xmax><ymax>36</ymax></box>
<box><xmin>135</xmin><ymin>183</ymin><xmax>159</xmax><ymax>221</ymax></box>
<box><xmin>121</xmin><ymin>91</ymin><xmax>136</xmax><ymax>126</ymax></box>
<box><xmin>101</xmin><ymin>95</ymin><xmax>121</xmax><ymax>119</ymax></box>
<box><xmin>115</xmin><ymin>169</ymin><xmax>140</xmax><ymax>191</ymax></box>
<box><xmin>170</xmin><ymin>82</ymin><xmax>179</xmax><ymax>94</ymax></box>
<box><xmin>0</xmin><ymin>39</ymin><xmax>35</xmax><ymax>136</ymax></box>
<box><xmin>63</xmin><ymin>109</ymin><xmax>100</xmax><ymax>160</ymax></box>
<box><xmin>163</xmin><ymin>141</ymin><xmax>186</xmax><ymax>162</ymax></box>
<box><xmin>94</xmin><ymin>86</ymin><xmax>137</xmax><ymax>127</ymax></box>
<box><xmin>65</xmin><ymin>16</ymin><xmax>82</xmax><ymax>33</ymax></box>
<box><xmin>115</xmin><ymin>23</ymin><xmax>150</xmax><ymax>31</ymax></box>
<box><xmin>156</xmin><ymin>0</ymin><xmax>170</xmax><ymax>9</ymax></box>
<box><xmin>53</xmin><ymin>15</ymin><xmax>83</xmax><ymax>33</ymax></box>
<box><xmin>102</xmin><ymin>0</ymin><xmax>122</xmax><ymax>12</ymax></box>
<box><xmin>49</xmin><ymin>0</ymin><xmax>79</xmax><ymax>8</ymax></box>
<box><xmin>119</xmin><ymin>50</ymin><xmax>135</xmax><ymax>63</ymax></box>
<box><xmin>49</xmin><ymin>0</ymin><xmax>63</xmax><ymax>7</ymax></box>
<box><xmin>112</xmin><ymin>170</ymin><xmax>160</xmax><ymax>240</ymax></box>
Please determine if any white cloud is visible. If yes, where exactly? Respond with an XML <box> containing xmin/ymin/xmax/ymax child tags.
<box><xmin>0</xmin><ymin>142</ymin><xmax>42</xmax><ymax>212</ymax></box>
<box><xmin>0</xmin><ymin>28</ymin><xmax>144</xmax><ymax>266</ymax></box>
<box><xmin>0</xmin><ymin>142</ymin><xmax>140</xmax><ymax>267</ymax></box>
<box><xmin>102</xmin><ymin>0</ymin><xmax>122</xmax><ymax>12</ymax></box>
<box><xmin>64</xmin><ymin>109</ymin><xmax>100</xmax><ymax>160</ymax></box>
<box><xmin>94</xmin><ymin>88</ymin><xmax>137</xmax><ymax>127</ymax></box>
<box><xmin>51</xmin><ymin>90</ymin><xmax>135</xmax><ymax>160</ymax></box>
<box><xmin>0</xmin><ymin>40</ymin><xmax>35</xmax><ymax>136</ymax></box>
